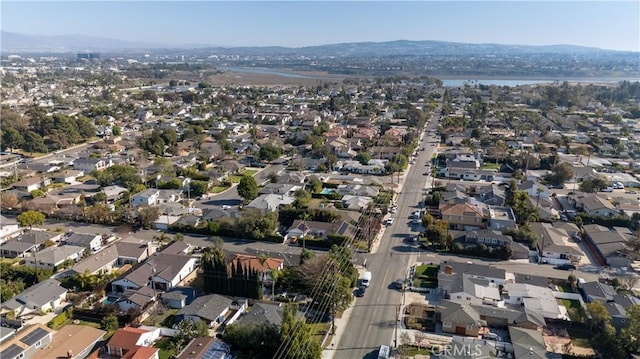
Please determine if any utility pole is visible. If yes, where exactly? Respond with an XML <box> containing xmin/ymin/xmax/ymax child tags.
<box><xmin>394</xmin><ymin>304</ymin><xmax>400</xmax><ymax>348</ymax></box>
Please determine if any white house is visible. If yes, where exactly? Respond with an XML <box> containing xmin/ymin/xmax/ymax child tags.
<box><xmin>73</xmin><ymin>158</ymin><xmax>112</xmax><ymax>172</ymax></box>
<box><xmin>111</xmin><ymin>252</ymin><xmax>198</xmax><ymax>293</ymax></box>
<box><xmin>23</xmin><ymin>245</ymin><xmax>85</xmax><ymax>271</ymax></box>
<box><xmin>1</xmin><ymin>278</ymin><xmax>67</xmax><ymax>316</ymax></box>
<box><xmin>131</xmin><ymin>189</ymin><xmax>160</xmax><ymax>207</ymax></box>
<box><xmin>50</xmin><ymin>170</ymin><xmax>84</xmax><ymax>184</ymax></box>
<box><xmin>0</xmin><ymin>215</ymin><xmax>21</xmax><ymax>244</ymax></box>
<box><xmin>65</xmin><ymin>232</ymin><xmax>103</xmax><ymax>251</ymax></box>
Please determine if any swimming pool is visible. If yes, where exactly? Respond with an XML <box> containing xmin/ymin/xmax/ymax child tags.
<box><xmin>320</xmin><ymin>188</ymin><xmax>335</xmax><ymax>195</ymax></box>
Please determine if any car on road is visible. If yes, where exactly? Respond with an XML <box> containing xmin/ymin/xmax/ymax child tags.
<box><xmin>555</xmin><ymin>263</ymin><xmax>577</xmax><ymax>271</ymax></box>
<box><xmin>394</xmin><ymin>279</ymin><xmax>407</xmax><ymax>291</ymax></box>
<box><xmin>626</xmin><ymin>190</ymin><xmax>638</xmax><ymax>194</ymax></box>
<box><xmin>384</xmin><ymin>217</ymin><xmax>394</xmax><ymax>226</ymax></box>
<box><xmin>355</xmin><ymin>286</ymin><xmax>366</xmax><ymax>297</ymax></box>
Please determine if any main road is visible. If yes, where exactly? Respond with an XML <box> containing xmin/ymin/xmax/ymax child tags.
<box><xmin>334</xmin><ymin>113</ymin><xmax>442</xmax><ymax>358</ymax></box>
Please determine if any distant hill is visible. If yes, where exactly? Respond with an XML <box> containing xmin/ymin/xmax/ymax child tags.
<box><xmin>1</xmin><ymin>31</ymin><xmax>633</xmax><ymax>55</ymax></box>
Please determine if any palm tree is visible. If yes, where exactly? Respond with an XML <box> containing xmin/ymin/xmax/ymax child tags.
<box><xmin>300</xmin><ymin>213</ymin><xmax>311</xmax><ymax>251</ymax></box>
<box><xmin>270</xmin><ymin>268</ymin><xmax>281</xmax><ymax>300</ymax></box>
<box><xmin>536</xmin><ymin>186</ymin><xmax>544</xmax><ymax>210</ymax></box>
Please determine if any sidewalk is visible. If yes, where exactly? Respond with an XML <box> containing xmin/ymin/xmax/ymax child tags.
<box><xmin>321</xmin><ymin>300</ymin><xmax>357</xmax><ymax>359</ymax></box>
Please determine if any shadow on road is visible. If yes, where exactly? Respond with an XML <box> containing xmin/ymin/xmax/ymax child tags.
<box><xmin>391</xmin><ymin>245</ymin><xmax>423</xmax><ymax>253</ymax></box>
<box><xmin>204</xmin><ymin>198</ymin><xmax>242</xmax><ymax>206</ymax></box>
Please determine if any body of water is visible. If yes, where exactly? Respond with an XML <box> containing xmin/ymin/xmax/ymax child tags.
<box><xmin>219</xmin><ymin>67</ymin><xmax>327</xmax><ymax>79</ymax></box>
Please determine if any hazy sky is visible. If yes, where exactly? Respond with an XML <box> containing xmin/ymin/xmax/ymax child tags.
<box><xmin>2</xmin><ymin>1</ymin><xmax>639</xmax><ymax>51</ymax></box>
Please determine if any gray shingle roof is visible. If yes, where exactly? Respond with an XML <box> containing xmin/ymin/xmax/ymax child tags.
<box><xmin>176</xmin><ymin>294</ymin><xmax>232</xmax><ymax>322</ymax></box>
<box><xmin>1</xmin><ymin>279</ymin><xmax>67</xmax><ymax>311</ymax></box>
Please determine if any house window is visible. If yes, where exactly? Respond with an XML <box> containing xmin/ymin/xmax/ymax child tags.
<box><xmin>35</xmin><ymin>340</ymin><xmax>41</xmax><ymax>348</ymax></box>
<box><xmin>443</xmin><ymin>321</ymin><xmax>451</xmax><ymax>328</ymax></box>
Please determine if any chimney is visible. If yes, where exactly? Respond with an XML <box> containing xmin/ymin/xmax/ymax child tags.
<box><xmin>444</xmin><ymin>265</ymin><xmax>453</xmax><ymax>275</ymax></box>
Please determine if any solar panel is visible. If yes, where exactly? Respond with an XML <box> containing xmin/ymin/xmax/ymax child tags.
<box><xmin>1</xmin><ymin>344</ymin><xmax>24</xmax><ymax>359</ymax></box>
<box><xmin>201</xmin><ymin>341</ymin><xmax>231</xmax><ymax>359</ymax></box>
<box><xmin>20</xmin><ymin>327</ymin><xmax>49</xmax><ymax>346</ymax></box>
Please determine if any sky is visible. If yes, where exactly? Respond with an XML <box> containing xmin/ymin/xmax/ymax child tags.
<box><xmin>2</xmin><ymin>1</ymin><xmax>639</xmax><ymax>52</ymax></box>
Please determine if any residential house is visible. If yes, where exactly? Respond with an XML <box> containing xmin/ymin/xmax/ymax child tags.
<box><xmin>60</xmin><ymin>241</ymin><xmax>153</xmax><ymax>278</ymax></box>
<box><xmin>438</xmin><ymin>300</ymin><xmax>486</xmax><ymax>336</ymax></box>
<box><xmin>12</xmin><ymin>177</ymin><xmax>51</xmax><ymax>192</ymax></box>
<box><xmin>369</xmin><ymin>146</ymin><xmax>403</xmax><ymax>160</ymax></box>
<box><xmin>335</xmin><ymin>184</ymin><xmax>380</xmax><ymax>197</ymax></box>
<box><xmin>530</xmin><ymin>222</ymin><xmax>583</xmax><ymax>264</ymax></box>
<box><xmin>0</xmin><ymin>230</ymin><xmax>62</xmax><ymax>258</ymax></box>
<box><xmin>175</xmin><ymin>338</ymin><xmax>231</xmax><ymax>359</ymax></box>
<box><xmin>235</xmin><ymin>302</ymin><xmax>293</xmax><ymax>328</ymax></box>
<box><xmin>0</xmin><ymin>324</ymin><xmax>53</xmax><ymax>359</ymax></box>
<box><xmin>32</xmin><ymin>325</ymin><xmax>106</xmax><ymax>359</ymax></box>
<box><xmin>0</xmin><ymin>215</ymin><xmax>21</xmax><ymax>244</ymax></box>
<box><xmin>131</xmin><ymin>189</ymin><xmax>160</xmax><ymax>207</ymax></box>
<box><xmin>258</xmin><ymin>183</ymin><xmax>302</xmax><ymax>196</ymax></box>
<box><xmin>111</xmin><ymin>252</ymin><xmax>198</xmax><ymax>293</ymax></box>
<box><xmin>519</xmin><ymin>180</ymin><xmax>551</xmax><ymax>200</ymax></box>
<box><xmin>508</xmin><ymin>326</ymin><xmax>551</xmax><ymax>359</ymax></box>
<box><xmin>341</xmin><ymin>195</ymin><xmax>374</xmax><ymax>211</ymax></box>
<box><xmin>580</xmin><ymin>281</ymin><xmax>617</xmax><ymax>303</ymax></box>
<box><xmin>463</xmin><ymin>230</ymin><xmax>512</xmax><ymax>247</ymax></box>
<box><xmin>247</xmin><ymin>194</ymin><xmax>295</xmax><ymax>212</ymax></box>
<box><xmin>50</xmin><ymin>170</ymin><xmax>84</xmax><ymax>184</ymax></box>
<box><xmin>475</xmin><ymin>184</ymin><xmax>506</xmax><ymax>206</ymax></box>
<box><xmin>72</xmin><ymin>158</ymin><xmax>112</xmax><ymax>172</ymax></box>
<box><xmin>23</xmin><ymin>245</ymin><xmax>85</xmax><ymax>271</ymax></box>
<box><xmin>1</xmin><ymin>279</ymin><xmax>67</xmax><ymax>317</ymax></box>
<box><xmin>439</xmin><ymin>202</ymin><xmax>487</xmax><ymax>230</ymax></box>
<box><xmin>175</xmin><ymin>294</ymin><xmax>235</xmax><ymax>328</ymax></box>
<box><xmin>285</xmin><ymin>220</ymin><xmax>356</xmax><ymax>243</ymax></box>
<box><xmin>65</xmin><ymin>232</ymin><xmax>102</xmax><ymax>252</ymax></box>
<box><xmin>338</xmin><ymin>159</ymin><xmax>387</xmax><ymax>175</ymax></box>
<box><xmin>102</xmin><ymin>185</ymin><xmax>128</xmax><ymax>203</ymax></box>
<box><xmin>229</xmin><ymin>254</ymin><xmax>285</xmax><ymax>283</ymax></box>
<box><xmin>116</xmin><ymin>286</ymin><xmax>157</xmax><ymax>312</ymax></box>
<box><xmin>577</xmin><ymin>194</ymin><xmax>618</xmax><ymax>217</ymax></box>
<box><xmin>502</xmin><ymin>283</ymin><xmax>564</xmax><ymax>320</ymax></box>
<box><xmin>160</xmin><ymin>287</ymin><xmax>196</xmax><ymax>309</ymax></box>
<box><xmin>583</xmin><ymin>224</ymin><xmax>630</xmax><ymax>267</ymax></box>
<box><xmin>106</xmin><ymin>327</ymin><xmax>160</xmax><ymax>359</ymax></box>
<box><xmin>157</xmin><ymin>189</ymin><xmax>183</xmax><ymax>203</ymax></box>
<box><xmin>438</xmin><ymin>261</ymin><xmax>510</xmax><ymax>296</ymax></box>
<box><xmin>487</xmin><ymin>206</ymin><xmax>517</xmax><ymax>231</ymax></box>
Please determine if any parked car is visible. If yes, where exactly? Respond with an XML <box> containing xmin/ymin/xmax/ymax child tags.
<box><xmin>394</xmin><ymin>279</ymin><xmax>406</xmax><ymax>291</ymax></box>
<box><xmin>555</xmin><ymin>263</ymin><xmax>577</xmax><ymax>271</ymax></box>
<box><xmin>626</xmin><ymin>190</ymin><xmax>638</xmax><ymax>194</ymax></box>
<box><xmin>355</xmin><ymin>286</ymin><xmax>366</xmax><ymax>297</ymax></box>
<box><xmin>384</xmin><ymin>217</ymin><xmax>394</xmax><ymax>226</ymax></box>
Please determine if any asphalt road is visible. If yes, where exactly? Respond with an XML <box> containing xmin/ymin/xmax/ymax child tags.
<box><xmin>334</xmin><ymin>114</ymin><xmax>442</xmax><ymax>358</ymax></box>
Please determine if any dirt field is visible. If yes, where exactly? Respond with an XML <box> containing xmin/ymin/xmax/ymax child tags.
<box><xmin>207</xmin><ymin>69</ymin><xmax>347</xmax><ymax>86</ymax></box>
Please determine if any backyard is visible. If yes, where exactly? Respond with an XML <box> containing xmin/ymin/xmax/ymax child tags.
<box><xmin>412</xmin><ymin>264</ymin><xmax>438</xmax><ymax>289</ymax></box>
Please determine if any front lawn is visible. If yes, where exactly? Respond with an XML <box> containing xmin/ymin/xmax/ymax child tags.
<box><xmin>563</xmin><ymin>299</ymin><xmax>586</xmax><ymax>322</ymax></box>
<box><xmin>210</xmin><ymin>185</ymin><xmax>230</xmax><ymax>193</ymax></box>
<box><xmin>413</xmin><ymin>264</ymin><xmax>438</xmax><ymax>288</ymax></box>
<box><xmin>154</xmin><ymin>337</ymin><xmax>176</xmax><ymax>359</ymax></box>
<box><xmin>229</xmin><ymin>169</ymin><xmax>259</xmax><ymax>183</ymax></box>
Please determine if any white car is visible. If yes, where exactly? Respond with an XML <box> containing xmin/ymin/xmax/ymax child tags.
<box><xmin>389</xmin><ymin>207</ymin><xmax>397</xmax><ymax>213</ymax></box>
<box><xmin>384</xmin><ymin>218</ymin><xmax>394</xmax><ymax>225</ymax></box>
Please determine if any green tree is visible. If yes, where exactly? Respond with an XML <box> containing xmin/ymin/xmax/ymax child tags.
<box><xmin>586</xmin><ymin>301</ymin><xmax>611</xmax><ymax>329</ymax></box>
<box><xmin>258</xmin><ymin>144</ymin><xmax>282</xmax><ymax>163</ymax></box>
<box><xmin>23</xmin><ymin>131</ymin><xmax>47</xmax><ymax>153</ymax></box>
<box><xmin>30</xmin><ymin>189</ymin><xmax>46</xmax><ymax>198</ymax></box>
<box><xmin>138</xmin><ymin>206</ymin><xmax>160</xmax><ymax>229</ymax></box>
<box><xmin>355</xmin><ymin>152</ymin><xmax>371</xmax><ymax>165</ymax></box>
<box><xmin>621</xmin><ymin>305</ymin><xmax>640</xmax><ymax>353</ymax></box>
<box><xmin>293</xmin><ymin>189</ymin><xmax>311</xmax><ymax>208</ymax></box>
<box><xmin>223</xmin><ymin>322</ymin><xmax>280</xmax><ymax>357</ymax></box>
<box><xmin>111</xmin><ymin>125</ymin><xmax>122</xmax><ymax>136</ymax></box>
<box><xmin>17</xmin><ymin>210</ymin><xmax>45</xmax><ymax>228</ymax></box>
<box><xmin>547</xmin><ymin>162</ymin><xmax>575</xmax><ymax>186</ymax></box>
<box><xmin>1</xmin><ymin>128</ymin><xmax>24</xmax><ymax>152</ymax></box>
<box><xmin>188</xmin><ymin>180</ymin><xmax>209</xmax><ymax>197</ymax></box>
<box><xmin>238</xmin><ymin>175</ymin><xmax>259</xmax><ymax>202</ymax></box>
<box><xmin>101</xmin><ymin>315</ymin><xmax>119</xmax><ymax>331</ymax></box>
<box><xmin>278</xmin><ymin>304</ymin><xmax>322</xmax><ymax>359</ymax></box>
<box><xmin>171</xmin><ymin>320</ymin><xmax>209</xmax><ymax>352</ymax></box>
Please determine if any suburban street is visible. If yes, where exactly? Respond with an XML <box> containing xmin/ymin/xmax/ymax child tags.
<box><xmin>334</xmin><ymin>113</ymin><xmax>441</xmax><ymax>358</ymax></box>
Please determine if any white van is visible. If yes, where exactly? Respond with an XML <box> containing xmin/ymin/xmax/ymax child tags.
<box><xmin>362</xmin><ymin>271</ymin><xmax>372</xmax><ymax>287</ymax></box>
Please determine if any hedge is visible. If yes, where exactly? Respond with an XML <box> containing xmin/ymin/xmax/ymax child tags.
<box><xmin>47</xmin><ymin>308</ymin><xmax>72</xmax><ymax>329</ymax></box>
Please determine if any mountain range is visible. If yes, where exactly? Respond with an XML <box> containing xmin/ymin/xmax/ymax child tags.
<box><xmin>1</xmin><ymin>31</ymin><xmax>633</xmax><ymax>56</ymax></box>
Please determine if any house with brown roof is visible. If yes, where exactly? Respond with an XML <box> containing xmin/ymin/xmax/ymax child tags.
<box><xmin>106</xmin><ymin>327</ymin><xmax>160</xmax><ymax>359</ymax></box>
<box><xmin>285</xmin><ymin>220</ymin><xmax>356</xmax><ymax>242</ymax></box>
<box><xmin>583</xmin><ymin>224</ymin><xmax>630</xmax><ymax>267</ymax></box>
<box><xmin>176</xmin><ymin>338</ymin><xmax>231</xmax><ymax>359</ymax></box>
<box><xmin>576</xmin><ymin>194</ymin><xmax>618</xmax><ymax>217</ymax></box>
<box><xmin>439</xmin><ymin>202</ymin><xmax>487</xmax><ymax>230</ymax></box>
<box><xmin>32</xmin><ymin>325</ymin><xmax>105</xmax><ymax>359</ymax></box>
<box><xmin>229</xmin><ymin>254</ymin><xmax>284</xmax><ymax>283</ymax></box>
